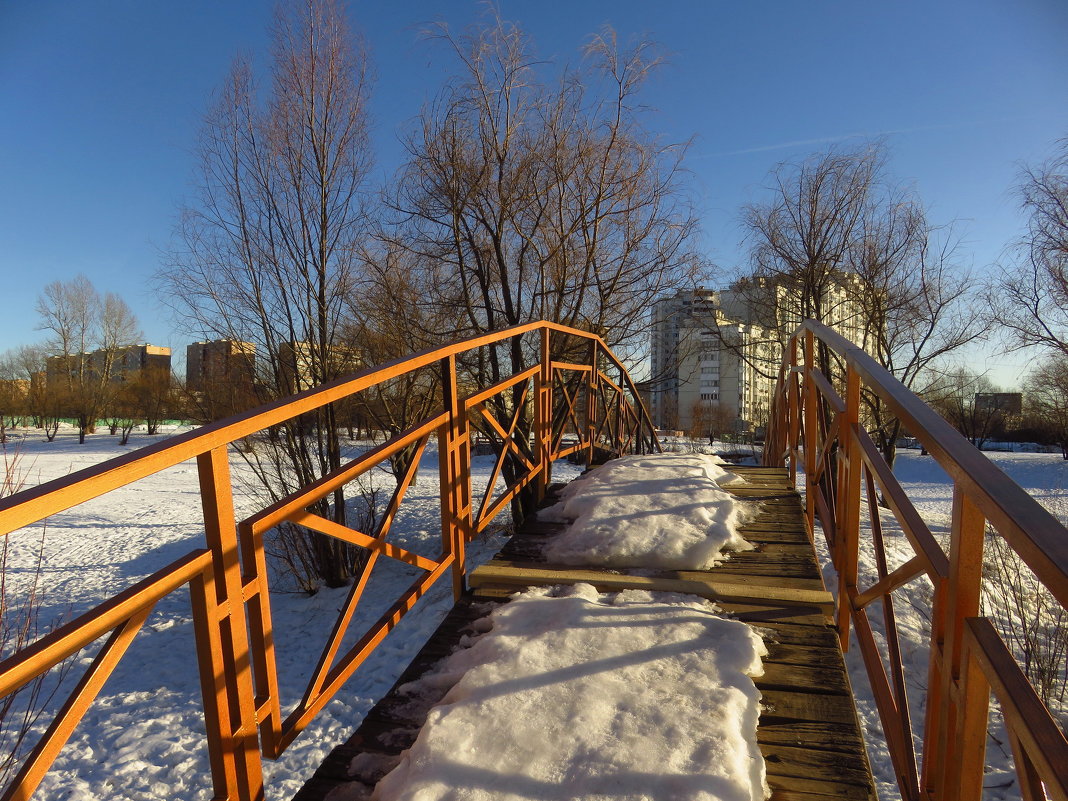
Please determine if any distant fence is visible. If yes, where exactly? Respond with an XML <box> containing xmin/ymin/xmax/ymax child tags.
<box><xmin>0</xmin><ymin>322</ymin><xmax>657</xmax><ymax>801</ymax></box>
<box><xmin>765</xmin><ymin>319</ymin><xmax>1068</xmax><ymax>801</ymax></box>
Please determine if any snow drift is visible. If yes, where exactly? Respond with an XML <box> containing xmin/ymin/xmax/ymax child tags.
<box><xmin>539</xmin><ymin>453</ymin><xmax>751</xmax><ymax>570</ymax></box>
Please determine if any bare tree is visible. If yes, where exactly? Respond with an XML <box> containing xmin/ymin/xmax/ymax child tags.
<box><xmin>0</xmin><ymin>354</ymin><xmax>28</xmax><ymax>440</ymax></box>
<box><xmin>0</xmin><ymin>441</ymin><xmax>72</xmax><ymax>785</ymax></box>
<box><xmin>343</xmin><ymin>246</ymin><xmax>446</xmax><ymax>482</ymax></box>
<box><xmin>926</xmin><ymin>368</ymin><xmax>1016</xmax><ymax>450</ymax></box>
<box><xmin>740</xmin><ymin>144</ymin><xmax>882</xmax><ymax>336</ymax></box>
<box><xmin>990</xmin><ymin>137</ymin><xmax>1068</xmax><ymax>356</ymax></box>
<box><xmin>1023</xmin><ymin>355</ymin><xmax>1068</xmax><ymax>458</ymax></box>
<box><xmin>35</xmin><ymin>276</ymin><xmax>99</xmax><ymax>443</ymax></box>
<box><xmin>35</xmin><ymin>277</ymin><xmax>142</xmax><ymax>444</ymax></box>
<box><xmin>737</xmin><ymin>144</ymin><xmax>979</xmax><ymax>467</ymax></box>
<box><xmin>161</xmin><ymin>0</ymin><xmax>372</xmax><ymax>590</ymax></box>
<box><xmin>385</xmin><ymin>13</ymin><xmax>700</xmax><ymax>517</ymax></box>
<box><xmin>984</xmin><ymin>524</ymin><xmax>1068</xmax><ymax>721</ymax></box>
<box><xmin>851</xmin><ymin>212</ymin><xmax>980</xmax><ymax>466</ymax></box>
<box><xmin>3</xmin><ymin>346</ymin><xmax>52</xmax><ymax>434</ymax></box>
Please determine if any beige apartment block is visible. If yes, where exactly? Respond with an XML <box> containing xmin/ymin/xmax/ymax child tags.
<box><xmin>186</xmin><ymin>340</ymin><xmax>257</xmax><ymax>392</ymax></box>
<box><xmin>92</xmin><ymin>345</ymin><xmax>171</xmax><ymax>383</ymax></box>
<box><xmin>46</xmin><ymin>345</ymin><xmax>171</xmax><ymax>390</ymax></box>
<box><xmin>278</xmin><ymin>341</ymin><xmax>360</xmax><ymax>394</ymax></box>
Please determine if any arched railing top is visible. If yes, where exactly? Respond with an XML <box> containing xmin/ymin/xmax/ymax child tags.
<box><xmin>0</xmin><ymin>321</ymin><xmax>643</xmax><ymax>537</ymax></box>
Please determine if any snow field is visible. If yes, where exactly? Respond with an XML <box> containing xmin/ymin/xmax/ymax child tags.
<box><xmin>539</xmin><ymin>453</ymin><xmax>751</xmax><ymax>569</ymax></box>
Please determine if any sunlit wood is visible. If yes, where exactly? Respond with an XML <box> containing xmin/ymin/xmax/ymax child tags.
<box><xmin>766</xmin><ymin>318</ymin><xmax>1068</xmax><ymax>801</ymax></box>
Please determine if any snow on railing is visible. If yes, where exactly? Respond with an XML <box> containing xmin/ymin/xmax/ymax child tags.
<box><xmin>0</xmin><ymin>322</ymin><xmax>657</xmax><ymax>801</ymax></box>
<box><xmin>765</xmin><ymin>319</ymin><xmax>1068</xmax><ymax>801</ymax></box>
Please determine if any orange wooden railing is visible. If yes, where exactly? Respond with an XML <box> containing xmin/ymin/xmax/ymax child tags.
<box><xmin>765</xmin><ymin>320</ymin><xmax>1068</xmax><ymax>801</ymax></box>
<box><xmin>0</xmin><ymin>322</ymin><xmax>657</xmax><ymax>801</ymax></box>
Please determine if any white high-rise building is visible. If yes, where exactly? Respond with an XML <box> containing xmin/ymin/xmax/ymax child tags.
<box><xmin>649</xmin><ymin>288</ymin><xmax>777</xmax><ymax>434</ymax></box>
<box><xmin>650</xmin><ymin>273</ymin><xmax>867</xmax><ymax>435</ymax></box>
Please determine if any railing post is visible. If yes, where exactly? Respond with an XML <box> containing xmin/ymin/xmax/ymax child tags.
<box><xmin>955</xmin><ymin>622</ymin><xmax>992</xmax><ymax>801</ymax></box>
<box><xmin>803</xmin><ymin>331</ymin><xmax>819</xmax><ymax>545</ymax></box>
<box><xmin>785</xmin><ymin>336</ymin><xmax>800</xmax><ymax>481</ymax></box>
<box><xmin>836</xmin><ymin>363</ymin><xmax>862</xmax><ymax>648</ymax></box>
<box><xmin>195</xmin><ymin>446</ymin><xmax>264</xmax><ymax>801</ymax></box>
<box><xmin>923</xmin><ymin>487</ymin><xmax>986</xmax><ymax>801</ymax></box>
<box><xmin>536</xmin><ymin>327</ymin><xmax>553</xmax><ymax>499</ymax></box>
<box><xmin>438</xmin><ymin>355</ymin><xmax>470</xmax><ymax>600</ymax></box>
<box><xmin>586</xmin><ymin>340</ymin><xmax>598</xmax><ymax>465</ymax></box>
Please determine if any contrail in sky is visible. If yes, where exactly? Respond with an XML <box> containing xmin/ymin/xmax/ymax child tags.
<box><xmin>701</xmin><ymin>118</ymin><xmax>1010</xmax><ymax>159</ymax></box>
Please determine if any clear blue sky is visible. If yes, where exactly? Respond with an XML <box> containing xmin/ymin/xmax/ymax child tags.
<box><xmin>2</xmin><ymin>0</ymin><xmax>1067</xmax><ymax>384</ymax></box>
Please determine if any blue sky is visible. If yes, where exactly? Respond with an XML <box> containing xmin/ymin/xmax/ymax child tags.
<box><xmin>2</xmin><ymin>0</ymin><xmax>1067</xmax><ymax>384</ymax></box>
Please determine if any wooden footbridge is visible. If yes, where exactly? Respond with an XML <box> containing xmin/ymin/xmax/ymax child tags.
<box><xmin>1</xmin><ymin>320</ymin><xmax>1067</xmax><ymax>801</ymax></box>
<box><xmin>297</xmin><ymin>463</ymin><xmax>874</xmax><ymax>801</ymax></box>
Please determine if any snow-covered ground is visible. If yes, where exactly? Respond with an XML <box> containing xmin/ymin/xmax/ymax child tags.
<box><xmin>0</xmin><ymin>426</ymin><xmax>579</xmax><ymax>800</ymax></box>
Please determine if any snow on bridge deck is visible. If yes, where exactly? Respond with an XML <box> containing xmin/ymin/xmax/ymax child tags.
<box><xmin>293</xmin><ymin>465</ymin><xmax>875</xmax><ymax>801</ymax></box>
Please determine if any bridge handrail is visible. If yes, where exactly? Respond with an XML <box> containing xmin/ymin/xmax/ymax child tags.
<box><xmin>0</xmin><ymin>321</ymin><xmax>657</xmax><ymax>800</ymax></box>
<box><xmin>765</xmin><ymin>318</ymin><xmax>1068</xmax><ymax>801</ymax></box>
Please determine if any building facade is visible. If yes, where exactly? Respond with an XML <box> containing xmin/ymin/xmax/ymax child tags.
<box><xmin>650</xmin><ymin>289</ymin><xmax>778</xmax><ymax>434</ymax></box>
<box><xmin>46</xmin><ymin>345</ymin><xmax>171</xmax><ymax>390</ymax></box>
<box><xmin>186</xmin><ymin>340</ymin><xmax>257</xmax><ymax>393</ymax></box>
<box><xmin>278</xmin><ymin>341</ymin><xmax>359</xmax><ymax>394</ymax></box>
<box><xmin>650</xmin><ymin>273</ymin><xmax>868</xmax><ymax>435</ymax></box>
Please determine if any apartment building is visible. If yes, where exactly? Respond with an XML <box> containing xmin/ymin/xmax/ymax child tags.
<box><xmin>650</xmin><ymin>273</ymin><xmax>867</xmax><ymax>435</ymax></box>
<box><xmin>650</xmin><ymin>289</ymin><xmax>777</xmax><ymax>433</ymax></box>
<box><xmin>46</xmin><ymin>344</ymin><xmax>171</xmax><ymax>390</ymax></box>
<box><xmin>278</xmin><ymin>341</ymin><xmax>360</xmax><ymax>393</ymax></box>
<box><xmin>186</xmin><ymin>340</ymin><xmax>257</xmax><ymax>393</ymax></box>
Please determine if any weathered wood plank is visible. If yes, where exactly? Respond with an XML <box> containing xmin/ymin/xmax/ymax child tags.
<box><xmin>764</xmin><ymin>642</ymin><xmax>844</xmax><ymax>669</ymax></box>
<box><xmin>761</xmin><ymin>742</ymin><xmax>873</xmax><ymax>786</ymax></box>
<box><xmin>757</xmin><ymin>719</ymin><xmax>866</xmax><ymax>754</ymax></box>
<box><xmin>469</xmin><ymin>562</ymin><xmax>835</xmax><ymax>610</ymax></box>
<box><xmin>768</xmin><ymin>790</ymin><xmax>865</xmax><ymax>801</ymax></box>
<box><xmin>739</xmin><ymin>529</ymin><xmax>810</xmax><ymax>544</ymax></box>
<box><xmin>673</xmin><ymin>569</ymin><xmax>826</xmax><ymax>593</ymax></box>
<box><xmin>721</xmin><ymin>604</ymin><xmax>833</xmax><ymax>628</ymax></box>
<box><xmin>765</xmin><ymin>773</ymin><xmax>874</xmax><ymax>801</ymax></box>
<box><xmin>760</xmin><ymin>689</ymin><xmax>860</xmax><ymax>725</ymax></box>
<box><xmin>746</xmin><ymin>620</ymin><xmax>841</xmax><ymax>648</ymax></box>
<box><xmin>756</xmin><ymin>661</ymin><xmax>851</xmax><ymax>696</ymax></box>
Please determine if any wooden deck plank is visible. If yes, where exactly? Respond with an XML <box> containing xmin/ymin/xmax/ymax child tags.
<box><xmin>757</xmin><ymin>719</ymin><xmax>866</xmax><ymax>753</ymax></box>
<box><xmin>766</xmin><ymin>773</ymin><xmax>874</xmax><ymax>801</ymax></box>
<box><xmin>469</xmin><ymin>562</ymin><xmax>834</xmax><ymax>611</ymax></box>
<box><xmin>756</xmin><ymin>662</ymin><xmax>852</xmax><ymax>696</ymax></box>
